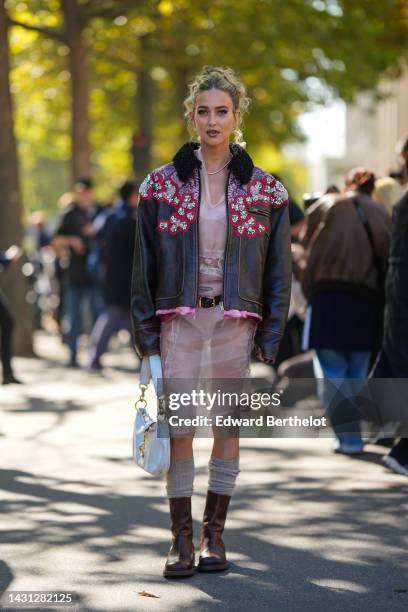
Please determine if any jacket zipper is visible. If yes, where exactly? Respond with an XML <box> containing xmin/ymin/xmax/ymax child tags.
<box><xmin>222</xmin><ymin>171</ymin><xmax>232</xmax><ymax>310</ymax></box>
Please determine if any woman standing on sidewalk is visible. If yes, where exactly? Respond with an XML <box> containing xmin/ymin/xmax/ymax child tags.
<box><xmin>131</xmin><ymin>66</ymin><xmax>291</xmax><ymax>577</ymax></box>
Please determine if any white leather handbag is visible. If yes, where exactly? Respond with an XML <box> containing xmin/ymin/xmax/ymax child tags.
<box><xmin>133</xmin><ymin>355</ymin><xmax>170</xmax><ymax>477</ymax></box>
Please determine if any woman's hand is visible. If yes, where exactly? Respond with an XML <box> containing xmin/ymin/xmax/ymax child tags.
<box><xmin>69</xmin><ymin>236</ymin><xmax>86</xmax><ymax>254</ymax></box>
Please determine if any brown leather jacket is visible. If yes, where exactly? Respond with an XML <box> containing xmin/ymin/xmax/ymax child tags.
<box><xmin>131</xmin><ymin>142</ymin><xmax>292</xmax><ymax>361</ymax></box>
<box><xmin>301</xmin><ymin>191</ymin><xmax>391</xmax><ymax>299</ymax></box>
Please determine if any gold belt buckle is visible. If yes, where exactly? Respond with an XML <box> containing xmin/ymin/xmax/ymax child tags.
<box><xmin>198</xmin><ymin>296</ymin><xmax>222</xmax><ymax>308</ymax></box>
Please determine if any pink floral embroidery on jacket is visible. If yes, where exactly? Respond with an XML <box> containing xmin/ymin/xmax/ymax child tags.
<box><xmin>139</xmin><ymin>164</ymin><xmax>288</xmax><ymax>237</ymax></box>
<box><xmin>139</xmin><ymin>169</ymin><xmax>198</xmax><ymax>234</ymax></box>
<box><xmin>228</xmin><ymin>170</ymin><xmax>288</xmax><ymax>237</ymax></box>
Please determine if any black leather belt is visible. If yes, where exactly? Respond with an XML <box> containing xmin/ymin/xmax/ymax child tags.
<box><xmin>198</xmin><ymin>295</ymin><xmax>223</xmax><ymax>309</ymax></box>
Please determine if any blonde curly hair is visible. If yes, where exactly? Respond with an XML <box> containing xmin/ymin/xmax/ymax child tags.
<box><xmin>184</xmin><ymin>66</ymin><xmax>250</xmax><ymax>146</ymax></box>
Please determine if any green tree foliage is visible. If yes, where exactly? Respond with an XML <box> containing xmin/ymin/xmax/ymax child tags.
<box><xmin>6</xmin><ymin>0</ymin><xmax>408</xmax><ymax>213</ymax></box>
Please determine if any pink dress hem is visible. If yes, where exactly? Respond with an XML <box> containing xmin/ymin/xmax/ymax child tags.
<box><xmin>156</xmin><ymin>307</ymin><xmax>261</xmax><ymax>321</ymax></box>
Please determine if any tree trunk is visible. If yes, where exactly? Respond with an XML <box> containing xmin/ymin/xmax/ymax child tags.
<box><xmin>174</xmin><ymin>66</ymin><xmax>190</xmax><ymax>146</ymax></box>
<box><xmin>61</xmin><ymin>0</ymin><xmax>91</xmax><ymax>183</ymax></box>
<box><xmin>0</xmin><ymin>1</ymin><xmax>33</xmax><ymax>355</ymax></box>
<box><xmin>133</xmin><ymin>35</ymin><xmax>154</xmax><ymax>185</ymax></box>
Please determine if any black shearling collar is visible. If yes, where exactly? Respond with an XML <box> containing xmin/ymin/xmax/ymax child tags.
<box><xmin>173</xmin><ymin>141</ymin><xmax>254</xmax><ymax>185</ymax></box>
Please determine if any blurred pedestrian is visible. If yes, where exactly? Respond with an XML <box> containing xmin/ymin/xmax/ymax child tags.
<box><xmin>51</xmin><ymin>178</ymin><xmax>99</xmax><ymax>367</ymax></box>
<box><xmin>53</xmin><ymin>192</ymin><xmax>75</xmax><ymax>337</ymax></box>
<box><xmin>86</xmin><ymin>200</ymin><xmax>115</xmax><ymax>296</ymax></box>
<box><xmin>28</xmin><ymin>211</ymin><xmax>51</xmax><ymax>249</ymax></box>
<box><xmin>373</xmin><ymin>177</ymin><xmax>404</xmax><ymax>218</ymax></box>
<box><xmin>325</xmin><ymin>184</ymin><xmax>340</xmax><ymax>194</ymax></box>
<box><xmin>301</xmin><ymin>167</ymin><xmax>390</xmax><ymax>454</ymax></box>
<box><xmin>396</xmin><ymin>135</ymin><xmax>408</xmax><ymax>189</ymax></box>
<box><xmin>25</xmin><ymin>211</ymin><xmax>53</xmax><ymax>330</ymax></box>
<box><xmin>288</xmin><ymin>199</ymin><xmax>305</xmax><ymax>240</ymax></box>
<box><xmin>88</xmin><ymin>181</ymin><xmax>139</xmax><ymax>370</ymax></box>
<box><xmin>0</xmin><ymin>246</ymin><xmax>23</xmax><ymax>385</ymax></box>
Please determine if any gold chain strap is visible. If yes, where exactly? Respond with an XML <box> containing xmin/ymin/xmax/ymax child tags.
<box><xmin>135</xmin><ymin>383</ymin><xmax>148</xmax><ymax>458</ymax></box>
<box><xmin>134</xmin><ymin>383</ymin><xmax>148</xmax><ymax>410</ymax></box>
<box><xmin>135</xmin><ymin>383</ymin><xmax>167</xmax><ymax>458</ymax></box>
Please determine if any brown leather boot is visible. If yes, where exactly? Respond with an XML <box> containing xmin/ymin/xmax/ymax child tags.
<box><xmin>163</xmin><ymin>497</ymin><xmax>195</xmax><ymax>577</ymax></box>
<box><xmin>198</xmin><ymin>490</ymin><xmax>230</xmax><ymax>572</ymax></box>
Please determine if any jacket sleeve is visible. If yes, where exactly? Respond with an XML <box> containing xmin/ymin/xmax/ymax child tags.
<box><xmin>131</xmin><ymin>190</ymin><xmax>161</xmax><ymax>359</ymax></box>
<box><xmin>254</xmin><ymin>198</ymin><xmax>292</xmax><ymax>363</ymax></box>
<box><xmin>300</xmin><ymin>196</ymin><xmax>331</xmax><ymax>297</ymax></box>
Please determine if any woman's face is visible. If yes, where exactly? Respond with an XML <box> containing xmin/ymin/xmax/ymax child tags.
<box><xmin>191</xmin><ymin>88</ymin><xmax>239</xmax><ymax>148</ymax></box>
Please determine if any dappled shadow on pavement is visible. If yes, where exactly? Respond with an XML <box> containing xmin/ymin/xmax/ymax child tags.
<box><xmin>8</xmin><ymin>356</ymin><xmax>125</xmax><ymax>385</ymax></box>
<box><xmin>3</xmin><ymin>396</ymin><xmax>89</xmax><ymax>440</ymax></box>
<box><xmin>1</xmin><ymin>442</ymin><xmax>408</xmax><ymax>611</ymax></box>
<box><xmin>2</xmin><ymin>343</ymin><xmax>407</xmax><ymax>611</ymax></box>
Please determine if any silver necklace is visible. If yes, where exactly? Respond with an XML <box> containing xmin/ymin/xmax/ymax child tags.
<box><xmin>205</xmin><ymin>156</ymin><xmax>232</xmax><ymax>175</ymax></box>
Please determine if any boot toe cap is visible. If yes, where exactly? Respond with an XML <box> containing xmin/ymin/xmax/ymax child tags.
<box><xmin>163</xmin><ymin>560</ymin><xmax>195</xmax><ymax>577</ymax></box>
<box><xmin>198</xmin><ymin>553</ymin><xmax>229</xmax><ymax>572</ymax></box>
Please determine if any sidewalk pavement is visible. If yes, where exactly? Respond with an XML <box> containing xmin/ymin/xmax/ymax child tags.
<box><xmin>0</xmin><ymin>333</ymin><xmax>407</xmax><ymax>612</ymax></box>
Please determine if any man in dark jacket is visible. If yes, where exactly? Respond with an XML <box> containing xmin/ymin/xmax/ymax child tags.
<box><xmin>372</xmin><ymin>190</ymin><xmax>408</xmax><ymax>475</ymax></box>
<box><xmin>52</xmin><ymin>178</ymin><xmax>99</xmax><ymax>367</ymax></box>
<box><xmin>88</xmin><ymin>181</ymin><xmax>139</xmax><ymax>369</ymax></box>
